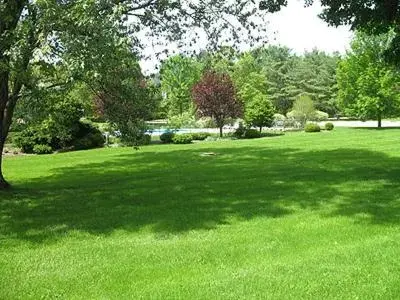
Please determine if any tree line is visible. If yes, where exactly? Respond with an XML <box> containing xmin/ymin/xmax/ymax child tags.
<box><xmin>160</xmin><ymin>30</ymin><xmax>400</xmax><ymax>130</ymax></box>
<box><xmin>159</xmin><ymin>46</ymin><xmax>340</xmax><ymax>124</ymax></box>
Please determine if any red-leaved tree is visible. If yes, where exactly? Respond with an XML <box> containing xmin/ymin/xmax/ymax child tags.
<box><xmin>192</xmin><ymin>71</ymin><xmax>242</xmax><ymax>137</ymax></box>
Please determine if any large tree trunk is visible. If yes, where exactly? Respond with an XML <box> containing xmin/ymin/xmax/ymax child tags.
<box><xmin>0</xmin><ymin>139</ymin><xmax>9</xmax><ymax>189</ymax></box>
<box><xmin>219</xmin><ymin>126</ymin><xmax>223</xmax><ymax>137</ymax></box>
<box><xmin>0</xmin><ymin>1</ymin><xmax>28</xmax><ymax>189</ymax></box>
<box><xmin>0</xmin><ymin>70</ymin><xmax>10</xmax><ymax>189</ymax></box>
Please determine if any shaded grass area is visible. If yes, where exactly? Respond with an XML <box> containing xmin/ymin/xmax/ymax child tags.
<box><xmin>1</xmin><ymin>128</ymin><xmax>400</xmax><ymax>298</ymax></box>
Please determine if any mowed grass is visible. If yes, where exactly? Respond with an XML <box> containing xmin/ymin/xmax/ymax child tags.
<box><xmin>1</xmin><ymin>128</ymin><xmax>400</xmax><ymax>299</ymax></box>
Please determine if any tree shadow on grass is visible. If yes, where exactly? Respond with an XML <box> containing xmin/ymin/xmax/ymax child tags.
<box><xmin>1</xmin><ymin>144</ymin><xmax>400</xmax><ymax>244</ymax></box>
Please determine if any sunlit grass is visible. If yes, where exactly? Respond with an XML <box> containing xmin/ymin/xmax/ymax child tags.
<box><xmin>1</xmin><ymin>128</ymin><xmax>400</xmax><ymax>298</ymax></box>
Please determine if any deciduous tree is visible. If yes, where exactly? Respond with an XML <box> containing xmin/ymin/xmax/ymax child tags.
<box><xmin>160</xmin><ymin>55</ymin><xmax>202</xmax><ymax>118</ymax></box>
<box><xmin>337</xmin><ymin>32</ymin><xmax>400</xmax><ymax>127</ymax></box>
<box><xmin>192</xmin><ymin>71</ymin><xmax>242</xmax><ymax>137</ymax></box>
<box><xmin>244</xmin><ymin>94</ymin><xmax>274</xmax><ymax>132</ymax></box>
<box><xmin>232</xmin><ymin>56</ymin><xmax>274</xmax><ymax>131</ymax></box>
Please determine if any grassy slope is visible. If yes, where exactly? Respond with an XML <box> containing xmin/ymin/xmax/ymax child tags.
<box><xmin>1</xmin><ymin>128</ymin><xmax>400</xmax><ymax>299</ymax></box>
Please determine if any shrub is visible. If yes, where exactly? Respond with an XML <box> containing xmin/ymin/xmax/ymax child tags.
<box><xmin>160</xmin><ymin>131</ymin><xmax>175</xmax><ymax>143</ymax></box>
<box><xmin>73</xmin><ymin>120</ymin><xmax>102</xmax><ymax>139</ymax></box>
<box><xmin>13</xmin><ymin>126</ymin><xmax>53</xmax><ymax>153</ymax></box>
<box><xmin>244</xmin><ymin>129</ymin><xmax>261</xmax><ymax>139</ymax></box>
<box><xmin>107</xmin><ymin>135</ymin><xmax>120</xmax><ymax>145</ymax></box>
<box><xmin>89</xmin><ymin>131</ymin><xmax>106</xmax><ymax>147</ymax></box>
<box><xmin>233</xmin><ymin>122</ymin><xmax>246</xmax><ymax>138</ymax></box>
<box><xmin>33</xmin><ymin>144</ymin><xmax>53</xmax><ymax>155</ymax></box>
<box><xmin>304</xmin><ymin>123</ymin><xmax>321</xmax><ymax>132</ymax></box>
<box><xmin>172</xmin><ymin>134</ymin><xmax>193</xmax><ymax>144</ymax></box>
<box><xmin>139</xmin><ymin>134</ymin><xmax>152</xmax><ymax>145</ymax></box>
<box><xmin>168</xmin><ymin>112</ymin><xmax>196</xmax><ymax>128</ymax></box>
<box><xmin>190</xmin><ymin>132</ymin><xmax>211</xmax><ymax>140</ymax></box>
<box><xmin>311</xmin><ymin>110</ymin><xmax>329</xmax><ymax>121</ymax></box>
<box><xmin>5</xmin><ymin>132</ymin><xmax>15</xmax><ymax>144</ymax></box>
<box><xmin>273</xmin><ymin>113</ymin><xmax>286</xmax><ymax>127</ymax></box>
<box><xmin>124</xmin><ymin>133</ymin><xmax>152</xmax><ymax>146</ymax></box>
<box><xmin>14</xmin><ymin>119</ymin><xmax>105</xmax><ymax>153</ymax></box>
<box><xmin>73</xmin><ymin>137</ymin><xmax>93</xmax><ymax>150</ymax></box>
<box><xmin>72</xmin><ymin>123</ymin><xmax>105</xmax><ymax>150</ymax></box>
<box><xmin>273</xmin><ymin>113</ymin><xmax>286</xmax><ymax>122</ymax></box>
<box><xmin>325</xmin><ymin>122</ymin><xmax>334</xmax><ymax>131</ymax></box>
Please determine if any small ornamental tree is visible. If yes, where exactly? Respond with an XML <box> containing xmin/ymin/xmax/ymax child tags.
<box><xmin>192</xmin><ymin>72</ymin><xmax>242</xmax><ymax>137</ymax></box>
<box><xmin>245</xmin><ymin>94</ymin><xmax>275</xmax><ymax>132</ymax></box>
<box><xmin>288</xmin><ymin>95</ymin><xmax>316</xmax><ymax>127</ymax></box>
<box><xmin>236</xmin><ymin>73</ymin><xmax>274</xmax><ymax>132</ymax></box>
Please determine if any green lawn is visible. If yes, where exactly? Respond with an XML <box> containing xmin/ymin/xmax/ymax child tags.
<box><xmin>1</xmin><ymin>128</ymin><xmax>400</xmax><ymax>299</ymax></box>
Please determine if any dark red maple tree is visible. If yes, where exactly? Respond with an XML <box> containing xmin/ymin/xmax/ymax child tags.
<box><xmin>192</xmin><ymin>71</ymin><xmax>242</xmax><ymax>137</ymax></box>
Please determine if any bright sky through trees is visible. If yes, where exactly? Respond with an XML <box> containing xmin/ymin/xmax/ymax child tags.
<box><xmin>139</xmin><ymin>0</ymin><xmax>352</xmax><ymax>73</ymax></box>
<box><xmin>268</xmin><ymin>0</ymin><xmax>352</xmax><ymax>53</ymax></box>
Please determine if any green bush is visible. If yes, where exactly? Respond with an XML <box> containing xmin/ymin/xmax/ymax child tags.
<box><xmin>72</xmin><ymin>120</ymin><xmax>101</xmax><ymax>140</ymax></box>
<box><xmin>73</xmin><ymin>137</ymin><xmax>93</xmax><ymax>150</ymax></box>
<box><xmin>139</xmin><ymin>134</ymin><xmax>152</xmax><ymax>145</ymax></box>
<box><xmin>273</xmin><ymin>113</ymin><xmax>286</xmax><ymax>122</ymax></box>
<box><xmin>107</xmin><ymin>135</ymin><xmax>120</xmax><ymax>145</ymax></box>
<box><xmin>33</xmin><ymin>144</ymin><xmax>53</xmax><ymax>155</ymax></box>
<box><xmin>89</xmin><ymin>131</ymin><xmax>106</xmax><ymax>147</ymax></box>
<box><xmin>168</xmin><ymin>112</ymin><xmax>196</xmax><ymax>129</ymax></box>
<box><xmin>273</xmin><ymin>113</ymin><xmax>286</xmax><ymax>127</ymax></box>
<box><xmin>190</xmin><ymin>132</ymin><xmax>211</xmax><ymax>140</ymax></box>
<box><xmin>172</xmin><ymin>134</ymin><xmax>193</xmax><ymax>144</ymax></box>
<box><xmin>14</xmin><ymin>119</ymin><xmax>105</xmax><ymax>153</ymax></box>
<box><xmin>160</xmin><ymin>131</ymin><xmax>175</xmax><ymax>143</ymax></box>
<box><xmin>13</xmin><ymin>126</ymin><xmax>53</xmax><ymax>153</ymax></box>
<box><xmin>325</xmin><ymin>122</ymin><xmax>334</xmax><ymax>131</ymax></box>
<box><xmin>5</xmin><ymin>132</ymin><xmax>15</xmax><ymax>144</ymax></box>
<box><xmin>73</xmin><ymin>133</ymin><xmax>104</xmax><ymax>150</ymax></box>
<box><xmin>72</xmin><ymin>123</ymin><xmax>105</xmax><ymax>150</ymax></box>
<box><xmin>304</xmin><ymin>123</ymin><xmax>321</xmax><ymax>133</ymax></box>
<box><xmin>311</xmin><ymin>110</ymin><xmax>329</xmax><ymax>121</ymax></box>
<box><xmin>233</xmin><ymin>122</ymin><xmax>246</xmax><ymax>138</ymax></box>
<box><xmin>244</xmin><ymin>129</ymin><xmax>261</xmax><ymax>139</ymax></box>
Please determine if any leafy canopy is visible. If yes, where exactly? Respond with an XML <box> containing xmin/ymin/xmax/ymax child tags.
<box><xmin>192</xmin><ymin>71</ymin><xmax>242</xmax><ymax>136</ymax></box>
<box><xmin>337</xmin><ymin>32</ymin><xmax>400</xmax><ymax>127</ymax></box>
<box><xmin>160</xmin><ymin>55</ymin><xmax>203</xmax><ymax>118</ymax></box>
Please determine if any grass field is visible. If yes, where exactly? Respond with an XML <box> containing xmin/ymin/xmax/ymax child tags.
<box><xmin>1</xmin><ymin>128</ymin><xmax>400</xmax><ymax>299</ymax></box>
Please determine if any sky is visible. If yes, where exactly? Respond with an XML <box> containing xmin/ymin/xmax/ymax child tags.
<box><xmin>139</xmin><ymin>0</ymin><xmax>353</xmax><ymax>73</ymax></box>
<box><xmin>267</xmin><ymin>0</ymin><xmax>352</xmax><ymax>54</ymax></box>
